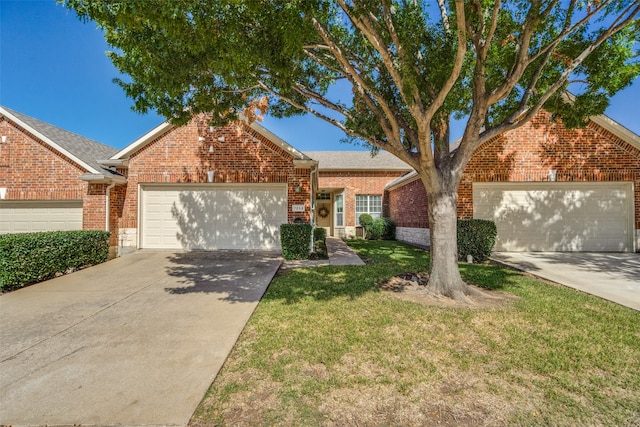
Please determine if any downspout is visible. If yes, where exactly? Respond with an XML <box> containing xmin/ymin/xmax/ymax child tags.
<box><xmin>105</xmin><ymin>181</ymin><xmax>116</xmax><ymax>231</ymax></box>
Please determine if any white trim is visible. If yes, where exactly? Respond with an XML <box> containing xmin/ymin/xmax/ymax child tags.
<box><xmin>0</xmin><ymin>106</ymin><xmax>100</xmax><ymax>174</ymax></box>
<box><xmin>111</xmin><ymin>121</ymin><xmax>174</xmax><ymax>160</ymax></box>
<box><xmin>249</xmin><ymin>121</ymin><xmax>311</xmax><ymax>160</ymax></box>
<box><xmin>590</xmin><ymin>115</ymin><xmax>640</xmax><ymax>151</ymax></box>
<box><xmin>385</xmin><ymin>170</ymin><xmax>419</xmax><ymax>191</ymax></box>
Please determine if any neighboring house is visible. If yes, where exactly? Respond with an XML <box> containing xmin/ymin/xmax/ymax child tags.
<box><xmin>386</xmin><ymin>110</ymin><xmax>640</xmax><ymax>252</ymax></box>
<box><xmin>305</xmin><ymin>151</ymin><xmax>412</xmax><ymax>238</ymax></box>
<box><xmin>0</xmin><ymin>106</ymin><xmax>122</xmax><ymax>238</ymax></box>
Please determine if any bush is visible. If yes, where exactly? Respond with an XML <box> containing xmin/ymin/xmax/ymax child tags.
<box><xmin>362</xmin><ymin>217</ymin><xmax>396</xmax><ymax>240</ymax></box>
<box><xmin>358</xmin><ymin>213</ymin><xmax>373</xmax><ymax>228</ymax></box>
<box><xmin>380</xmin><ymin>217</ymin><xmax>396</xmax><ymax>240</ymax></box>
<box><xmin>313</xmin><ymin>227</ymin><xmax>327</xmax><ymax>243</ymax></box>
<box><xmin>457</xmin><ymin>219</ymin><xmax>497</xmax><ymax>263</ymax></box>
<box><xmin>0</xmin><ymin>230</ymin><xmax>110</xmax><ymax>292</ymax></box>
<box><xmin>280</xmin><ymin>223</ymin><xmax>313</xmax><ymax>260</ymax></box>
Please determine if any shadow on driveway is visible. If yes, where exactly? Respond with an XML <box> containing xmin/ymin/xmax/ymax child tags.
<box><xmin>0</xmin><ymin>250</ymin><xmax>281</xmax><ymax>426</ymax></box>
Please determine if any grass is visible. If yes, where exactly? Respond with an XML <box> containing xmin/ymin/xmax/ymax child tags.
<box><xmin>190</xmin><ymin>240</ymin><xmax>640</xmax><ymax>426</ymax></box>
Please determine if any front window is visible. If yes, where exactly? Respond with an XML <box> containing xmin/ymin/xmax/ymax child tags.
<box><xmin>355</xmin><ymin>194</ymin><xmax>382</xmax><ymax>223</ymax></box>
<box><xmin>335</xmin><ymin>193</ymin><xmax>344</xmax><ymax>227</ymax></box>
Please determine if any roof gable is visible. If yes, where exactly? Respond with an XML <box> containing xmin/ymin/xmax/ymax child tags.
<box><xmin>0</xmin><ymin>106</ymin><xmax>117</xmax><ymax>175</ymax></box>
<box><xmin>111</xmin><ymin>116</ymin><xmax>313</xmax><ymax>162</ymax></box>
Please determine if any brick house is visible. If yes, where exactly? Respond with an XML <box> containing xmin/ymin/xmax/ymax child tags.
<box><xmin>1</xmin><ymin>107</ymin><xmax>317</xmax><ymax>255</ymax></box>
<box><xmin>0</xmin><ymin>106</ymin><xmax>123</xmax><ymax>237</ymax></box>
<box><xmin>104</xmin><ymin>115</ymin><xmax>316</xmax><ymax>253</ymax></box>
<box><xmin>3</xmin><ymin>105</ymin><xmax>638</xmax><ymax>254</ymax></box>
<box><xmin>304</xmin><ymin>151</ymin><xmax>412</xmax><ymax>237</ymax></box>
<box><xmin>385</xmin><ymin>110</ymin><xmax>640</xmax><ymax>252</ymax></box>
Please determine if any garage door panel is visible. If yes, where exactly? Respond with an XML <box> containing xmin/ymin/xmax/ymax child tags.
<box><xmin>473</xmin><ymin>183</ymin><xmax>633</xmax><ymax>252</ymax></box>
<box><xmin>0</xmin><ymin>201</ymin><xmax>83</xmax><ymax>234</ymax></box>
<box><xmin>141</xmin><ymin>185</ymin><xmax>286</xmax><ymax>250</ymax></box>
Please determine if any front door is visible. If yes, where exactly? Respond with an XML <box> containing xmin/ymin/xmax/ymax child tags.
<box><xmin>316</xmin><ymin>192</ymin><xmax>332</xmax><ymax>235</ymax></box>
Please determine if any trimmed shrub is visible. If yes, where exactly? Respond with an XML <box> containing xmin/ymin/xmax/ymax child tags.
<box><xmin>457</xmin><ymin>219</ymin><xmax>497</xmax><ymax>263</ymax></box>
<box><xmin>280</xmin><ymin>223</ymin><xmax>313</xmax><ymax>260</ymax></box>
<box><xmin>313</xmin><ymin>227</ymin><xmax>327</xmax><ymax>243</ymax></box>
<box><xmin>359</xmin><ymin>214</ymin><xmax>373</xmax><ymax>239</ymax></box>
<box><xmin>367</xmin><ymin>218</ymin><xmax>385</xmax><ymax>240</ymax></box>
<box><xmin>362</xmin><ymin>217</ymin><xmax>396</xmax><ymax>240</ymax></box>
<box><xmin>358</xmin><ymin>213</ymin><xmax>373</xmax><ymax>228</ymax></box>
<box><xmin>380</xmin><ymin>217</ymin><xmax>396</xmax><ymax>240</ymax></box>
<box><xmin>0</xmin><ymin>230</ymin><xmax>110</xmax><ymax>292</ymax></box>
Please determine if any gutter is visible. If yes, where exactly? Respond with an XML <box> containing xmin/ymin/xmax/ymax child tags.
<box><xmin>105</xmin><ymin>182</ymin><xmax>116</xmax><ymax>232</ymax></box>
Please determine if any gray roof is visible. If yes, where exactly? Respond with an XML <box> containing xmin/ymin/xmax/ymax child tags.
<box><xmin>1</xmin><ymin>106</ymin><xmax>118</xmax><ymax>174</ymax></box>
<box><xmin>305</xmin><ymin>150</ymin><xmax>413</xmax><ymax>171</ymax></box>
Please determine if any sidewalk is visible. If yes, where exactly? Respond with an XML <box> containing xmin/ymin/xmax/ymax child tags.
<box><xmin>326</xmin><ymin>237</ymin><xmax>365</xmax><ymax>266</ymax></box>
<box><xmin>280</xmin><ymin>237</ymin><xmax>365</xmax><ymax>270</ymax></box>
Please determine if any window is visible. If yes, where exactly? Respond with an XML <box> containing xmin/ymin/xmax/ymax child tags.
<box><xmin>316</xmin><ymin>192</ymin><xmax>331</xmax><ymax>200</ymax></box>
<box><xmin>355</xmin><ymin>194</ymin><xmax>382</xmax><ymax>223</ymax></box>
<box><xmin>335</xmin><ymin>193</ymin><xmax>344</xmax><ymax>227</ymax></box>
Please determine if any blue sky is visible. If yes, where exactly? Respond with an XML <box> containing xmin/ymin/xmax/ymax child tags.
<box><xmin>1</xmin><ymin>1</ymin><xmax>638</xmax><ymax>152</ymax></box>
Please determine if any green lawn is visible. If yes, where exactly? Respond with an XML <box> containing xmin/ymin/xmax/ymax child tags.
<box><xmin>190</xmin><ymin>240</ymin><xmax>640</xmax><ymax>426</ymax></box>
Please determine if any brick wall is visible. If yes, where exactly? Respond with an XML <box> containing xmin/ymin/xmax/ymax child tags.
<box><xmin>318</xmin><ymin>171</ymin><xmax>405</xmax><ymax>226</ymax></box>
<box><xmin>0</xmin><ymin>117</ymin><xmax>87</xmax><ymax>201</ymax></box>
<box><xmin>0</xmin><ymin>116</ymin><xmax>113</xmax><ymax>236</ymax></box>
<box><xmin>115</xmin><ymin>116</ymin><xmax>312</xmax><ymax>236</ymax></box>
<box><xmin>459</xmin><ymin>111</ymin><xmax>640</xmax><ymax>229</ymax></box>
<box><xmin>386</xmin><ymin>111</ymin><xmax>640</xmax><ymax>247</ymax></box>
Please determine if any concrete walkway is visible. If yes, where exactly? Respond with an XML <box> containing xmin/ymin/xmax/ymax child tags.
<box><xmin>326</xmin><ymin>237</ymin><xmax>366</xmax><ymax>266</ymax></box>
<box><xmin>280</xmin><ymin>237</ymin><xmax>365</xmax><ymax>270</ymax></box>
<box><xmin>491</xmin><ymin>252</ymin><xmax>640</xmax><ymax>311</ymax></box>
<box><xmin>0</xmin><ymin>251</ymin><xmax>281</xmax><ymax>426</ymax></box>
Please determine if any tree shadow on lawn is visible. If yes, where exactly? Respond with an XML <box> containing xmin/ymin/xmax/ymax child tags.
<box><xmin>266</xmin><ymin>241</ymin><xmax>527</xmax><ymax>305</ymax></box>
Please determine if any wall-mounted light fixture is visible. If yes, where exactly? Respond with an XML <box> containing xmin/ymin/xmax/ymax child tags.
<box><xmin>548</xmin><ymin>169</ymin><xmax>557</xmax><ymax>182</ymax></box>
<box><xmin>209</xmin><ymin>145</ymin><xmax>214</xmax><ymax>153</ymax></box>
<box><xmin>0</xmin><ymin>188</ymin><xmax>6</xmax><ymax>199</ymax></box>
<box><xmin>217</xmin><ymin>136</ymin><xmax>225</xmax><ymax>142</ymax></box>
<box><xmin>198</xmin><ymin>136</ymin><xmax>206</xmax><ymax>142</ymax></box>
<box><xmin>207</xmin><ymin>170</ymin><xmax>215</xmax><ymax>183</ymax></box>
<box><xmin>294</xmin><ymin>183</ymin><xmax>302</xmax><ymax>193</ymax></box>
<box><xmin>1</xmin><ymin>136</ymin><xmax>6</xmax><ymax>143</ymax></box>
<box><xmin>209</xmin><ymin>126</ymin><xmax>215</xmax><ymax>133</ymax></box>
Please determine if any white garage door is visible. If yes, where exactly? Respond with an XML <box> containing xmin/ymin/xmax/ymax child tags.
<box><xmin>140</xmin><ymin>184</ymin><xmax>287</xmax><ymax>250</ymax></box>
<box><xmin>0</xmin><ymin>201</ymin><xmax>83</xmax><ymax>234</ymax></box>
<box><xmin>473</xmin><ymin>182</ymin><xmax>634</xmax><ymax>252</ymax></box>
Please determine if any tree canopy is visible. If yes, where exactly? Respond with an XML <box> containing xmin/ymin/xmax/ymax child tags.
<box><xmin>66</xmin><ymin>0</ymin><xmax>639</xmax><ymax>299</ymax></box>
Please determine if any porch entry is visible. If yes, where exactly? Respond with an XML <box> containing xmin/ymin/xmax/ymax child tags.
<box><xmin>315</xmin><ymin>190</ymin><xmax>344</xmax><ymax>237</ymax></box>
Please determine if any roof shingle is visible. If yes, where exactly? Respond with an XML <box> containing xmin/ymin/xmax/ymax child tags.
<box><xmin>305</xmin><ymin>150</ymin><xmax>412</xmax><ymax>171</ymax></box>
<box><xmin>1</xmin><ymin>106</ymin><xmax>117</xmax><ymax>174</ymax></box>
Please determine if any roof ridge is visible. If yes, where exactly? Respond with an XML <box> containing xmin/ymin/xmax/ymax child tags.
<box><xmin>0</xmin><ymin>105</ymin><xmax>116</xmax><ymax>152</ymax></box>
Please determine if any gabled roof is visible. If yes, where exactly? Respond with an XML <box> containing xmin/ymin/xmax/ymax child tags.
<box><xmin>305</xmin><ymin>151</ymin><xmax>412</xmax><ymax>171</ymax></box>
<box><xmin>0</xmin><ymin>106</ymin><xmax>118</xmax><ymax>177</ymax></box>
<box><xmin>386</xmin><ymin>110</ymin><xmax>640</xmax><ymax>190</ymax></box>
<box><xmin>110</xmin><ymin>117</ymin><xmax>314</xmax><ymax>163</ymax></box>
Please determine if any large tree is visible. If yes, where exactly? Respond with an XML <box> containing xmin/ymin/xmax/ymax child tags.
<box><xmin>66</xmin><ymin>0</ymin><xmax>639</xmax><ymax>300</ymax></box>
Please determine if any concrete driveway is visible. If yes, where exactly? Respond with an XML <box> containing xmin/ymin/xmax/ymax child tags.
<box><xmin>0</xmin><ymin>250</ymin><xmax>281</xmax><ymax>426</ymax></box>
<box><xmin>491</xmin><ymin>252</ymin><xmax>640</xmax><ymax>311</ymax></box>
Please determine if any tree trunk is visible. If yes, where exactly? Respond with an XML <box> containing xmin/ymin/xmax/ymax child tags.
<box><xmin>425</xmin><ymin>182</ymin><xmax>471</xmax><ymax>301</ymax></box>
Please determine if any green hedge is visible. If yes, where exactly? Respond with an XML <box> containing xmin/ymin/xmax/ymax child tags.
<box><xmin>457</xmin><ymin>219</ymin><xmax>497</xmax><ymax>263</ymax></box>
<box><xmin>0</xmin><ymin>230</ymin><xmax>110</xmax><ymax>292</ymax></box>
<box><xmin>313</xmin><ymin>227</ymin><xmax>327</xmax><ymax>243</ymax></box>
<box><xmin>280</xmin><ymin>223</ymin><xmax>313</xmax><ymax>260</ymax></box>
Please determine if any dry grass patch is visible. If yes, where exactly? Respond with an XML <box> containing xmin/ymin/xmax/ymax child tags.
<box><xmin>190</xmin><ymin>241</ymin><xmax>640</xmax><ymax>427</ymax></box>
